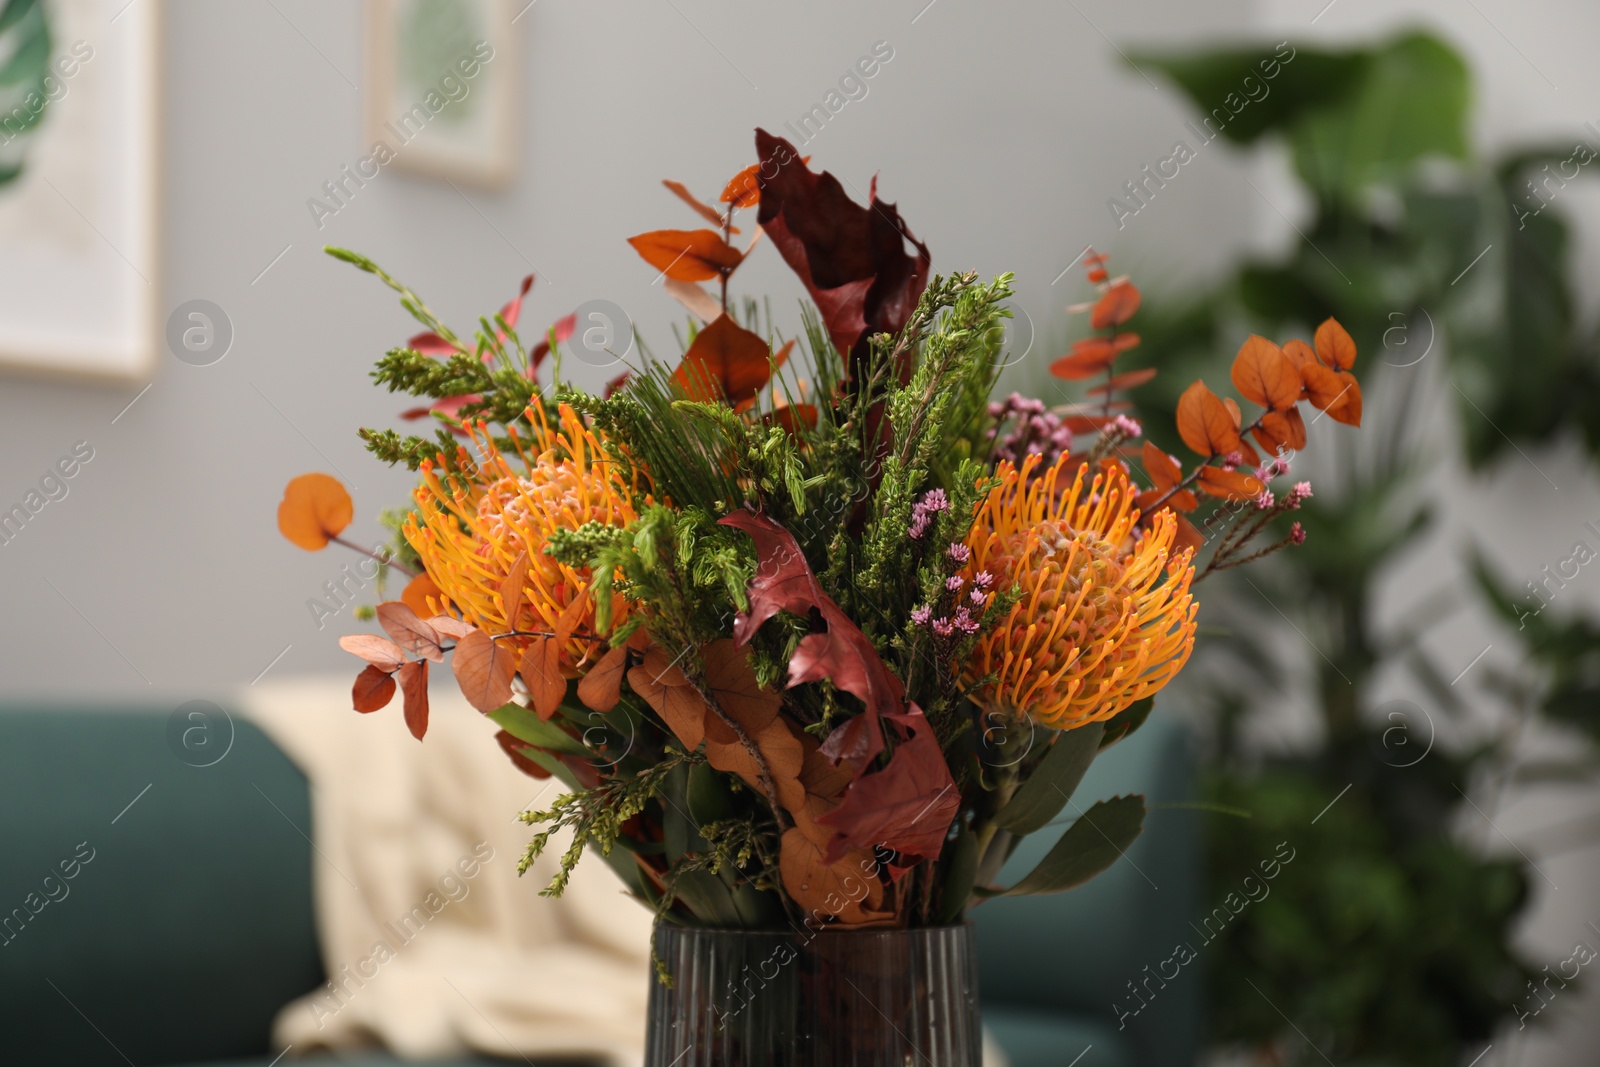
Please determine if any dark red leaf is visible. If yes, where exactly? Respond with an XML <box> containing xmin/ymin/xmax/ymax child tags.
<box><xmin>494</xmin><ymin>728</ymin><xmax>552</xmax><ymax>779</ymax></box>
<box><xmin>754</xmin><ymin>129</ymin><xmax>929</xmax><ymax>371</ymax></box>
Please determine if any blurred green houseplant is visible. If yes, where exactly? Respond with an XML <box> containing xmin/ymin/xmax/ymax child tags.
<box><xmin>1096</xmin><ymin>29</ymin><xmax>1600</xmax><ymax>1065</ymax></box>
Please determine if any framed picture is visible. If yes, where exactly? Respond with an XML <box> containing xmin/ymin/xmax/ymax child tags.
<box><xmin>365</xmin><ymin>0</ymin><xmax>517</xmax><ymax>189</ymax></box>
<box><xmin>0</xmin><ymin>0</ymin><xmax>159</xmax><ymax>381</ymax></box>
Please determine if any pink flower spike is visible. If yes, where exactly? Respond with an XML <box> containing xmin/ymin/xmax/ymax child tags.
<box><xmin>970</xmin><ymin>589</ymin><xmax>988</xmax><ymax>606</ymax></box>
<box><xmin>910</xmin><ymin>605</ymin><xmax>932</xmax><ymax>627</ymax></box>
<box><xmin>932</xmin><ymin>617</ymin><xmax>955</xmax><ymax>638</ymax></box>
<box><xmin>1294</xmin><ymin>480</ymin><xmax>1312</xmax><ymax>499</ymax></box>
<box><xmin>946</xmin><ymin>574</ymin><xmax>965</xmax><ymax>592</ymax></box>
<box><xmin>1254</xmin><ymin>489</ymin><xmax>1275</xmax><ymax>511</ymax></box>
<box><xmin>1110</xmin><ymin>414</ymin><xmax>1143</xmax><ymax>438</ymax></box>
<box><xmin>1223</xmin><ymin>451</ymin><xmax>1244</xmax><ymax>471</ymax></box>
<box><xmin>973</xmin><ymin>570</ymin><xmax>995</xmax><ymax>590</ymax></box>
<box><xmin>947</xmin><ymin>542</ymin><xmax>971</xmax><ymax>564</ymax></box>
<box><xmin>1290</xmin><ymin>522</ymin><xmax>1307</xmax><ymax>545</ymax></box>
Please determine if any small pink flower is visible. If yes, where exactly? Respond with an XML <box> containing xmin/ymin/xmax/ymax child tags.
<box><xmin>1110</xmin><ymin>414</ymin><xmax>1143</xmax><ymax>438</ymax></box>
<box><xmin>1254</xmin><ymin>489</ymin><xmax>1275</xmax><ymax>511</ymax></box>
<box><xmin>1223</xmin><ymin>451</ymin><xmax>1244</xmax><ymax>471</ymax></box>
<box><xmin>1271</xmin><ymin>456</ymin><xmax>1291</xmax><ymax>478</ymax></box>
<box><xmin>946</xmin><ymin>574</ymin><xmax>965</xmax><ymax>592</ymax></box>
<box><xmin>910</xmin><ymin>605</ymin><xmax>932</xmax><ymax>627</ymax></box>
<box><xmin>932</xmin><ymin>617</ymin><xmax>955</xmax><ymax>637</ymax></box>
<box><xmin>970</xmin><ymin>589</ymin><xmax>988</xmax><ymax>606</ymax></box>
<box><xmin>1294</xmin><ymin>480</ymin><xmax>1312</xmax><ymax>499</ymax></box>
<box><xmin>947</xmin><ymin>542</ymin><xmax>971</xmax><ymax>564</ymax></box>
<box><xmin>1290</xmin><ymin>522</ymin><xmax>1306</xmax><ymax>545</ymax></box>
<box><xmin>973</xmin><ymin>571</ymin><xmax>995</xmax><ymax>590</ymax></box>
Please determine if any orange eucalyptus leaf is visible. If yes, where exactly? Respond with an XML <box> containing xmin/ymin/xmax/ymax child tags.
<box><xmin>1231</xmin><ymin>335</ymin><xmax>1302</xmax><ymax>411</ymax></box>
<box><xmin>519</xmin><ymin>637</ymin><xmax>565</xmax><ymax>721</ymax></box>
<box><xmin>626</xmin><ymin>229</ymin><xmax>742</xmax><ymax>282</ymax></box>
<box><xmin>1314</xmin><ymin>318</ymin><xmax>1357</xmax><ymax>370</ymax></box>
<box><xmin>1090</xmin><ymin>280</ymin><xmax>1141</xmax><ymax>329</ymax></box>
<box><xmin>352</xmin><ymin>664</ymin><xmax>397</xmax><ymax>712</ymax></box>
<box><xmin>1198</xmin><ymin>466</ymin><xmax>1265</xmax><ymax>501</ymax></box>
<box><xmin>452</xmin><ymin>630</ymin><xmax>517</xmax><ymax>713</ymax></box>
<box><xmin>662</xmin><ymin>179</ymin><xmax>735</xmax><ymax>231</ymax></box>
<box><xmin>277</xmin><ymin>473</ymin><xmax>353</xmax><ymax>551</ymax></box>
<box><xmin>397</xmin><ymin>660</ymin><xmax>429</xmax><ymax>739</ymax></box>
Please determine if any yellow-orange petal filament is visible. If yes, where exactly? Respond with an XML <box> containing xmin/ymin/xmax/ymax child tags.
<box><xmin>403</xmin><ymin>402</ymin><xmax>643</xmax><ymax>674</ymax></box>
<box><xmin>962</xmin><ymin>454</ymin><xmax>1197</xmax><ymax>731</ymax></box>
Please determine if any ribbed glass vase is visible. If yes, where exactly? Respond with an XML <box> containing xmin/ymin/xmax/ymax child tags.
<box><xmin>644</xmin><ymin>922</ymin><xmax>981</xmax><ymax>1067</ymax></box>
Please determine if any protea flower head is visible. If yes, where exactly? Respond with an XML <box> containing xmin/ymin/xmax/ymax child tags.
<box><xmin>960</xmin><ymin>454</ymin><xmax>1197</xmax><ymax>731</ymax></box>
<box><xmin>404</xmin><ymin>402</ymin><xmax>640</xmax><ymax>670</ymax></box>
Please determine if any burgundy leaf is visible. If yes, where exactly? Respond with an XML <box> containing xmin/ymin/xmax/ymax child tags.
<box><xmin>530</xmin><ymin>312</ymin><xmax>577</xmax><ymax>370</ymax></box>
<box><xmin>494</xmin><ymin>729</ymin><xmax>551</xmax><ymax>779</ymax></box>
<box><xmin>498</xmin><ymin>274</ymin><xmax>535</xmax><ymax>334</ymax></box>
<box><xmin>815</xmin><ymin>706</ymin><xmax>958</xmax><ymax>870</ymax></box>
<box><xmin>753</xmin><ymin>129</ymin><xmax>930</xmax><ymax>371</ymax></box>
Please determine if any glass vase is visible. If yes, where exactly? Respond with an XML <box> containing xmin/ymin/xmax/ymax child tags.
<box><xmin>644</xmin><ymin>921</ymin><xmax>981</xmax><ymax>1067</ymax></box>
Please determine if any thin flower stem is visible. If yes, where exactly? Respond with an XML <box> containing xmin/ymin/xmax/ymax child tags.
<box><xmin>329</xmin><ymin>534</ymin><xmax>418</xmax><ymax>579</ymax></box>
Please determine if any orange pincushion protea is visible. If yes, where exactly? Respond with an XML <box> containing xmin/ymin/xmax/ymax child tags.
<box><xmin>960</xmin><ymin>454</ymin><xmax>1197</xmax><ymax>730</ymax></box>
<box><xmin>404</xmin><ymin>402</ymin><xmax>641</xmax><ymax>671</ymax></box>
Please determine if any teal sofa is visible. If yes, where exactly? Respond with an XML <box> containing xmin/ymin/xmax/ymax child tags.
<box><xmin>0</xmin><ymin>705</ymin><xmax>1197</xmax><ymax>1066</ymax></box>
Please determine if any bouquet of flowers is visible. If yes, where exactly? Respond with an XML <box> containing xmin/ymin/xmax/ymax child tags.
<box><xmin>277</xmin><ymin>129</ymin><xmax>1362</xmax><ymax>938</ymax></box>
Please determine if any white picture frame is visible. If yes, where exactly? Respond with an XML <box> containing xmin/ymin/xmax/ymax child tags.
<box><xmin>0</xmin><ymin>0</ymin><xmax>159</xmax><ymax>382</ymax></box>
<box><xmin>365</xmin><ymin>0</ymin><xmax>517</xmax><ymax>190</ymax></box>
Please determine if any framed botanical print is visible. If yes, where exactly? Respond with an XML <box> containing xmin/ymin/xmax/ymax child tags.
<box><xmin>0</xmin><ymin>0</ymin><xmax>159</xmax><ymax>381</ymax></box>
<box><xmin>365</xmin><ymin>0</ymin><xmax>518</xmax><ymax>189</ymax></box>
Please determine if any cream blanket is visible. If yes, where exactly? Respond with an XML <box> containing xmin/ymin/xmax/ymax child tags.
<box><xmin>242</xmin><ymin>676</ymin><xmax>654</xmax><ymax>1065</ymax></box>
<box><xmin>242</xmin><ymin>676</ymin><xmax>1008</xmax><ymax>1067</ymax></box>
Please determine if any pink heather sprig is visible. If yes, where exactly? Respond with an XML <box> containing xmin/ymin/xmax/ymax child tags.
<box><xmin>988</xmin><ymin>392</ymin><xmax>1074</xmax><ymax>469</ymax></box>
<box><xmin>908</xmin><ymin>488</ymin><xmax>950</xmax><ymax>540</ymax></box>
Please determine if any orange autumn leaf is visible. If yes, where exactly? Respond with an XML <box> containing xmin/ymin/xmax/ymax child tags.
<box><xmin>1314</xmin><ymin>317</ymin><xmax>1357</xmax><ymax>370</ymax></box>
<box><xmin>626</xmin><ymin>229</ymin><xmax>743</xmax><ymax>282</ymax></box>
<box><xmin>1086</xmin><ymin>367</ymin><xmax>1158</xmax><ymax>395</ymax></box>
<box><xmin>451</xmin><ymin>630</ymin><xmax>517</xmax><ymax>713</ymax></box>
<box><xmin>701</xmin><ymin>638</ymin><xmax>782</xmax><ymax>746</ymax></box>
<box><xmin>1282</xmin><ymin>338</ymin><xmax>1317</xmax><ymax>374</ymax></box>
<box><xmin>577</xmin><ymin>644</ymin><xmax>630</xmax><ymax>713</ymax></box>
<box><xmin>1139</xmin><ymin>441</ymin><xmax>1199</xmax><ymax>511</ymax></box>
<box><xmin>1231</xmin><ymin>335</ymin><xmax>1302</xmax><ymax>411</ymax></box>
<box><xmin>662</xmin><ymin>179</ymin><xmax>736</xmax><ymax>231</ymax></box>
<box><xmin>1090</xmin><ymin>280</ymin><xmax>1141</xmax><ymax>330</ymax></box>
<box><xmin>627</xmin><ymin>646</ymin><xmax>712</xmax><ymax>751</ymax></box>
<box><xmin>1198</xmin><ymin>466</ymin><xmax>1265</xmax><ymax>501</ymax></box>
<box><xmin>277</xmin><ymin>473</ymin><xmax>353</xmax><ymax>551</ymax></box>
<box><xmin>765</xmin><ymin>402</ymin><xmax>820</xmax><ymax>435</ymax></box>
<box><xmin>352</xmin><ymin>664</ymin><xmax>396</xmax><ymax>712</ymax></box>
<box><xmin>1176</xmin><ymin>380</ymin><xmax>1257</xmax><ymax>463</ymax></box>
<box><xmin>1252</xmin><ymin>407</ymin><xmax>1307</xmax><ymax>453</ymax></box>
<box><xmin>397</xmin><ymin>659</ymin><xmax>430</xmax><ymax>739</ymax></box>
<box><xmin>1050</xmin><ymin>334</ymin><xmax>1140</xmax><ymax>380</ymax></box>
<box><xmin>401</xmin><ymin>573</ymin><xmax>443</xmax><ymax>618</ymax></box>
<box><xmin>778</xmin><ymin>828</ymin><xmax>892</xmax><ymax>926</ymax></box>
<box><xmin>1301</xmin><ymin>363</ymin><xmax>1363</xmax><ymax>426</ymax></box>
<box><xmin>673</xmin><ymin>315</ymin><xmax>777</xmax><ymax>407</ymax></box>
<box><xmin>519</xmin><ymin>637</ymin><xmax>565</xmax><ymax>721</ymax></box>
<box><xmin>705</xmin><ymin>716</ymin><xmax>806</xmax><ymax>809</ymax></box>
<box><xmin>720</xmin><ymin>163</ymin><xmax>760</xmax><ymax>208</ymax></box>
<box><xmin>1223</xmin><ymin>397</ymin><xmax>1244</xmax><ymax>429</ymax></box>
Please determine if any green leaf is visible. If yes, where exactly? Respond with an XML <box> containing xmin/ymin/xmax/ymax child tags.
<box><xmin>1099</xmin><ymin>697</ymin><xmax>1154</xmax><ymax>750</ymax></box>
<box><xmin>979</xmin><ymin>795</ymin><xmax>1146</xmax><ymax>897</ymax></box>
<box><xmin>936</xmin><ymin>824</ymin><xmax>979</xmax><ymax>923</ymax></box>
<box><xmin>487</xmin><ymin>703</ymin><xmax>590</xmax><ymax>758</ymax></box>
<box><xmin>686</xmin><ymin>760</ymin><xmax>737</xmax><ymax>825</ymax></box>
<box><xmin>1128</xmin><ymin>42</ymin><xmax>1368</xmax><ymax>146</ymax></box>
<box><xmin>995</xmin><ymin>721</ymin><xmax>1104</xmax><ymax>835</ymax></box>
<box><xmin>1289</xmin><ymin>33</ymin><xmax>1470</xmax><ymax>199</ymax></box>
